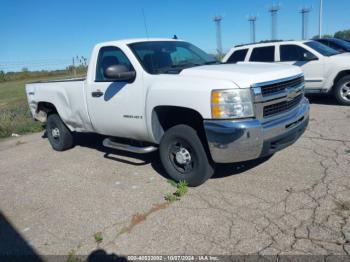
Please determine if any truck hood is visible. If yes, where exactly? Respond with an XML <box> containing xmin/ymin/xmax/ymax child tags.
<box><xmin>180</xmin><ymin>62</ymin><xmax>302</xmax><ymax>88</ymax></box>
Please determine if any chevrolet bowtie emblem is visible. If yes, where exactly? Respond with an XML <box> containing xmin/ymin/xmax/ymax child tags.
<box><xmin>286</xmin><ymin>88</ymin><xmax>298</xmax><ymax>101</ymax></box>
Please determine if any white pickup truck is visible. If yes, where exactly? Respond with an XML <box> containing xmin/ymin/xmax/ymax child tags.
<box><xmin>26</xmin><ymin>38</ymin><xmax>309</xmax><ymax>186</ymax></box>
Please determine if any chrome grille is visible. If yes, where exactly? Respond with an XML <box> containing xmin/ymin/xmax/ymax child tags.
<box><xmin>263</xmin><ymin>94</ymin><xmax>303</xmax><ymax>117</ymax></box>
<box><xmin>252</xmin><ymin>74</ymin><xmax>305</xmax><ymax>120</ymax></box>
<box><xmin>261</xmin><ymin>76</ymin><xmax>304</xmax><ymax>96</ymax></box>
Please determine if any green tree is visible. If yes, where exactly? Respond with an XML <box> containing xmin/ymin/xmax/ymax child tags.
<box><xmin>334</xmin><ymin>29</ymin><xmax>350</xmax><ymax>40</ymax></box>
<box><xmin>0</xmin><ymin>70</ymin><xmax>5</xmax><ymax>82</ymax></box>
<box><xmin>312</xmin><ymin>34</ymin><xmax>333</xmax><ymax>39</ymax></box>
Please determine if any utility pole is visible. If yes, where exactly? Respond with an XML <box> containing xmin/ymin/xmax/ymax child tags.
<box><xmin>319</xmin><ymin>0</ymin><xmax>323</xmax><ymax>38</ymax></box>
<box><xmin>248</xmin><ymin>16</ymin><xmax>257</xmax><ymax>43</ymax></box>
<box><xmin>72</xmin><ymin>57</ymin><xmax>76</xmax><ymax>77</ymax></box>
<box><xmin>300</xmin><ymin>7</ymin><xmax>311</xmax><ymax>40</ymax></box>
<box><xmin>269</xmin><ymin>4</ymin><xmax>280</xmax><ymax>40</ymax></box>
<box><xmin>213</xmin><ymin>16</ymin><xmax>223</xmax><ymax>56</ymax></box>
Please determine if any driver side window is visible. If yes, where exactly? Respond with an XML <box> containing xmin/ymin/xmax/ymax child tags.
<box><xmin>96</xmin><ymin>46</ymin><xmax>134</xmax><ymax>81</ymax></box>
<box><xmin>280</xmin><ymin>45</ymin><xmax>316</xmax><ymax>62</ymax></box>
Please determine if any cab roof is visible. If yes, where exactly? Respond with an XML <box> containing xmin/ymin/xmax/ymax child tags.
<box><xmin>96</xmin><ymin>38</ymin><xmax>181</xmax><ymax>47</ymax></box>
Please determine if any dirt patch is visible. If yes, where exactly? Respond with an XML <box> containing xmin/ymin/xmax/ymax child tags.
<box><xmin>118</xmin><ymin>202</ymin><xmax>170</xmax><ymax>235</ymax></box>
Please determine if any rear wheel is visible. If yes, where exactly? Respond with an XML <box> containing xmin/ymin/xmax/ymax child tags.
<box><xmin>334</xmin><ymin>75</ymin><xmax>350</xmax><ymax>105</ymax></box>
<box><xmin>46</xmin><ymin>114</ymin><xmax>74</xmax><ymax>151</ymax></box>
<box><xmin>159</xmin><ymin>124</ymin><xmax>214</xmax><ymax>187</ymax></box>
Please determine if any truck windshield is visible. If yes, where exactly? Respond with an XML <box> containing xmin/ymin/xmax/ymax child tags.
<box><xmin>128</xmin><ymin>41</ymin><xmax>219</xmax><ymax>74</ymax></box>
<box><xmin>304</xmin><ymin>41</ymin><xmax>340</xmax><ymax>56</ymax></box>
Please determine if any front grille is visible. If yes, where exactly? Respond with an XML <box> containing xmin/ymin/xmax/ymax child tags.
<box><xmin>261</xmin><ymin>76</ymin><xmax>304</xmax><ymax>96</ymax></box>
<box><xmin>263</xmin><ymin>94</ymin><xmax>303</xmax><ymax>117</ymax></box>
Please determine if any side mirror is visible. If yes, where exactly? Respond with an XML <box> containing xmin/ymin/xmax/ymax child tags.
<box><xmin>104</xmin><ymin>65</ymin><xmax>136</xmax><ymax>82</ymax></box>
<box><xmin>303</xmin><ymin>52</ymin><xmax>318</xmax><ymax>61</ymax></box>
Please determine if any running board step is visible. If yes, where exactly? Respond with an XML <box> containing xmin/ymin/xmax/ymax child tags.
<box><xmin>102</xmin><ymin>138</ymin><xmax>157</xmax><ymax>154</ymax></box>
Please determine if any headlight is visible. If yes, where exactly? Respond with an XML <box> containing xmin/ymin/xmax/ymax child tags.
<box><xmin>211</xmin><ymin>89</ymin><xmax>254</xmax><ymax>119</ymax></box>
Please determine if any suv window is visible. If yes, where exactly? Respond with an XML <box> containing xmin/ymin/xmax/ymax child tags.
<box><xmin>317</xmin><ymin>39</ymin><xmax>329</xmax><ymax>46</ymax></box>
<box><xmin>96</xmin><ymin>46</ymin><xmax>134</xmax><ymax>81</ymax></box>
<box><xmin>317</xmin><ymin>39</ymin><xmax>345</xmax><ymax>51</ymax></box>
<box><xmin>280</xmin><ymin>45</ymin><xmax>315</xmax><ymax>61</ymax></box>
<box><xmin>226</xmin><ymin>49</ymin><xmax>248</xmax><ymax>63</ymax></box>
<box><xmin>250</xmin><ymin>46</ymin><xmax>275</xmax><ymax>62</ymax></box>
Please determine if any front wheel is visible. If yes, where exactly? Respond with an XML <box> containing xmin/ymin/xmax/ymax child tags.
<box><xmin>334</xmin><ymin>75</ymin><xmax>350</xmax><ymax>105</ymax></box>
<box><xmin>159</xmin><ymin>125</ymin><xmax>214</xmax><ymax>187</ymax></box>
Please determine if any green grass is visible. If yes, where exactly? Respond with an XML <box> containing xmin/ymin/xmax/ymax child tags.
<box><xmin>0</xmin><ymin>75</ymin><xmax>80</xmax><ymax>138</ymax></box>
<box><xmin>0</xmin><ymin>80</ymin><xmax>28</xmax><ymax>107</ymax></box>
<box><xmin>0</xmin><ymin>80</ymin><xmax>43</xmax><ymax>138</ymax></box>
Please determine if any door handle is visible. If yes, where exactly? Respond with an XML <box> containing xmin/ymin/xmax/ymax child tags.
<box><xmin>91</xmin><ymin>90</ymin><xmax>104</xmax><ymax>97</ymax></box>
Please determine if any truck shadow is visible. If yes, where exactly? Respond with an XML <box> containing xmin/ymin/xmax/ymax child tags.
<box><xmin>71</xmin><ymin>133</ymin><xmax>272</xmax><ymax>180</ymax></box>
<box><xmin>305</xmin><ymin>93</ymin><xmax>340</xmax><ymax>106</ymax></box>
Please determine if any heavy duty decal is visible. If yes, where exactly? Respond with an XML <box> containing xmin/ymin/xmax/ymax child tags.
<box><xmin>123</xmin><ymin>115</ymin><xmax>143</xmax><ymax>119</ymax></box>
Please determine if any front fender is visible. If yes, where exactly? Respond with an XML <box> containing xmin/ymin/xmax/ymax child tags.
<box><xmin>144</xmin><ymin>76</ymin><xmax>236</xmax><ymax>142</ymax></box>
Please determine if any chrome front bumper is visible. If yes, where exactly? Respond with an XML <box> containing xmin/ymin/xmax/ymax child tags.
<box><xmin>204</xmin><ymin>97</ymin><xmax>310</xmax><ymax>163</ymax></box>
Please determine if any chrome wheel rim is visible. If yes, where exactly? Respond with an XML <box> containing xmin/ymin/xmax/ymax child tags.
<box><xmin>340</xmin><ymin>82</ymin><xmax>350</xmax><ymax>102</ymax></box>
<box><xmin>168</xmin><ymin>141</ymin><xmax>194</xmax><ymax>174</ymax></box>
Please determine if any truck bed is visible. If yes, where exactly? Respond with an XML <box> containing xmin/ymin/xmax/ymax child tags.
<box><xmin>26</xmin><ymin>78</ymin><xmax>93</xmax><ymax>133</ymax></box>
<box><xmin>28</xmin><ymin>77</ymin><xmax>86</xmax><ymax>84</ymax></box>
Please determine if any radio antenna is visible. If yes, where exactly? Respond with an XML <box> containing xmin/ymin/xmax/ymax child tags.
<box><xmin>142</xmin><ymin>9</ymin><xmax>149</xmax><ymax>38</ymax></box>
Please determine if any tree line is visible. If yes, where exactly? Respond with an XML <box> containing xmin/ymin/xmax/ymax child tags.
<box><xmin>0</xmin><ymin>56</ymin><xmax>88</xmax><ymax>82</ymax></box>
<box><xmin>313</xmin><ymin>29</ymin><xmax>350</xmax><ymax>40</ymax></box>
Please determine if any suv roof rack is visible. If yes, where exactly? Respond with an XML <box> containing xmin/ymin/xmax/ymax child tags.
<box><xmin>234</xmin><ymin>40</ymin><xmax>290</xmax><ymax>48</ymax></box>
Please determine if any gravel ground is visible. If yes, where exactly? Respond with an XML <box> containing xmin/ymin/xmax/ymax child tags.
<box><xmin>0</xmin><ymin>96</ymin><xmax>349</xmax><ymax>259</ymax></box>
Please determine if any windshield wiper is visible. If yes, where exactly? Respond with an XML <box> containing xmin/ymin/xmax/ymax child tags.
<box><xmin>171</xmin><ymin>62</ymin><xmax>201</xmax><ymax>68</ymax></box>
<box><xmin>204</xmin><ymin>61</ymin><xmax>221</xmax><ymax>65</ymax></box>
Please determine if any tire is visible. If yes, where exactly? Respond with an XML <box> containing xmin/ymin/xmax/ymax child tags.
<box><xmin>46</xmin><ymin>114</ymin><xmax>74</xmax><ymax>151</ymax></box>
<box><xmin>159</xmin><ymin>124</ymin><xmax>214</xmax><ymax>187</ymax></box>
<box><xmin>334</xmin><ymin>75</ymin><xmax>350</xmax><ymax>105</ymax></box>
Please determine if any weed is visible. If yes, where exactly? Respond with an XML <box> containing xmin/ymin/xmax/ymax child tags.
<box><xmin>174</xmin><ymin>180</ymin><xmax>188</xmax><ymax>197</ymax></box>
<box><xmin>345</xmin><ymin>149</ymin><xmax>350</xmax><ymax>154</ymax></box>
<box><xmin>67</xmin><ymin>250</ymin><xmax>81</xmax><ymax>262</ymax></box>
<box><xmin>164</xmin><ymin>193</ymin><xmax>179</xmax><ymax>203</ymax></box>
<box><xmin>164</xmin><ymin>180</ymin><xmax>189</xmax><ymax>203</ymax></box>
<box><xmin>0</xmin><ymin>103</ymin><xmax>42</xmax><ymax>138</ymax></box>
<box><xmin>93</xmin><ymin>232</ymin><xmax>103</xmax><ymax>244</ymax></box>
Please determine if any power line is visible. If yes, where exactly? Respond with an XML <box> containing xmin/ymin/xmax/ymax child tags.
<box><xmin>0</xmin><ymin>59</ymin><xmax>72</xmax><ymax>67</ymax></box>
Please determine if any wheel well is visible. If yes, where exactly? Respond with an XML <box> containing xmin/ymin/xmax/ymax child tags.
<box><xmin>35</xmin><ymin>102</ymin><xmax>58</xmax><ymax>122</ymax></box>
<box><xmin>152</xmin><ymin>106</ymin><xmax>209</xmax><ymax>151</ymax></box>
<box><xmin>334</xmin><ymin>70</ymin><xmax>350</xmax><ymax>86</ymax></box>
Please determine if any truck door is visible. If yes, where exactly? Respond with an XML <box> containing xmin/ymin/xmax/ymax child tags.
<box><xmin>278</xmin><ymin>44</ymin><xmax>324</xmax><ymax>90</ymax></box>
<box><xmin>86</xmin><ymin>46</ymin><xmax>145</xmax><ymax>139</ymax></box>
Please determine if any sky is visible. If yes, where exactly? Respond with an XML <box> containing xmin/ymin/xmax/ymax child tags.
<box><xmin>0</xmin><ymin>0</ymin><xmax>349</xmax><ymax>72</ymax></box>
